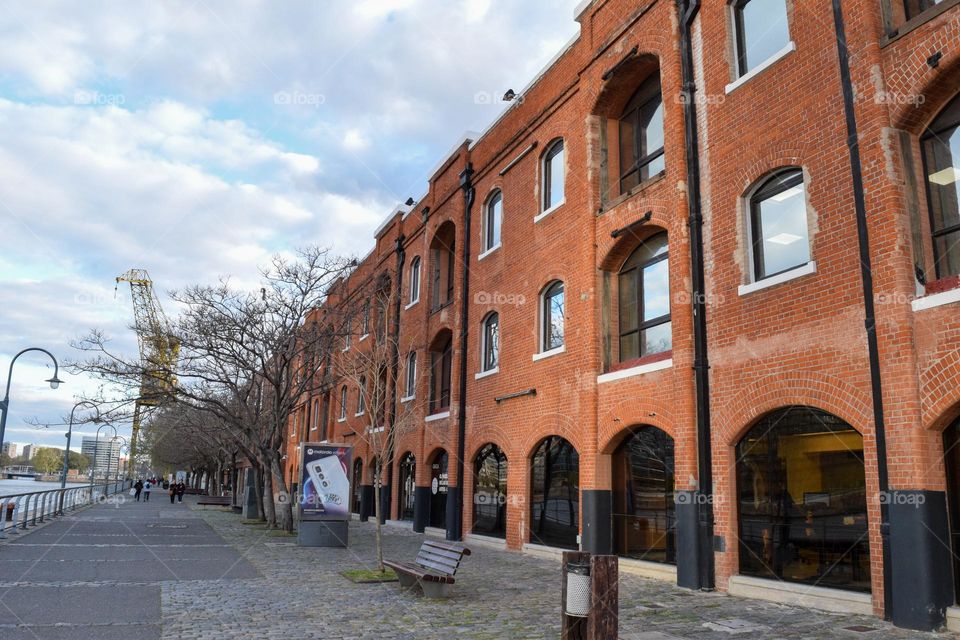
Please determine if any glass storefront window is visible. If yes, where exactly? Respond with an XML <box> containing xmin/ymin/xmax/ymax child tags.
<box><xmin>473</xmin><ymin>444</ymin><xmax>507</xmax><ymax>538</ymax></box>
<box><xmin>530</xmin><ymin>436</ymin><xmax>579</xmax><ymax>549</ymax></box>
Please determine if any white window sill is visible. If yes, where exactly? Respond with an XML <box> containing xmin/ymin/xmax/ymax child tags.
<box><xmin>354</xmin><ymin>411</ymin><xmax>365</xmax><ymax>417</ymax></box>
<box><xmin>597</xmin><ymin>358</ymin><xmax>673</xmax><ymax>384</ymax></box>
<box><xmin>337</xmin><ymin>417</ymin><xmax>346</xmax><ymax>423</ymax></box>
<box><xmin>342</xmin><ymin>346</ymin><xmax>350</xmax><ymax>352</ymax></box>
<box><xmin>738</xmin><ymin>261</ymin><xmax>816</xmax><ymax>296</ymax></box>
<box><xmin>475</xmin><ymin>367</ymin><xmax>499</xmax><ymax>380</ymax></box>
<box><xmin>425</xmin><ymin>411</ymin><xmax>450</xmax><ymax>422</ymax></box>
<box><xmin>404</xmin><ymin>298</ymin><xmax>419</xmax><ymax>310</ymax></box>
<box><xmin>912</xmin><ymin>286</ymin><xmax>960</xmax><ymax>312</ymax></box>
<box><xmin>533</xmin><ymin>345</ymin><xmax>565</xmax><ymax>361</ymax></box>
<box><xmin>477</xmin><ymin>244</ymin><xmax>501</xmax><ymax>261</ymax></box>
<box><xmin>725</xmin><ymin>41</ymin><xmax>796</xmax><ymax>94</ymax></box>
<box><xmin>359</xmin><ymin>333</ymin><xmax>369</xmax><ymax>342</ymax></box>
<box><xmin>365</xmin><ymin>426</ymin><xmax>385</xmax><ymax>434</ymax></box>
<box><xmin>400</xmin><ymin>395</ymin><xmax>415</xmax><ymax>403</ymax></box>
<box><xmin>534</xmin><ymin>200</ymin><xmax>565</xmax><ymax>224</ymax></box>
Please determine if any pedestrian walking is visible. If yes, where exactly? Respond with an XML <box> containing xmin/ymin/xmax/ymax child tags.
<box><xmin>133</xmin><ymin>479</ymin><xmax>143</xmax><ymax>502</ymax></box>
<box><xmin>143</xmin><ymin>481</ymin><xmax>152</xmax><ymax>502</ymax></box>
<box><xmin>169</xmin><ymin>483</ymin><xmax>176</xmax><ymax>504</ymax></box>
<box><xmin>175</xmin><ymin>481</ymin><xmax>186</xmax><ymax>503</ymax></box>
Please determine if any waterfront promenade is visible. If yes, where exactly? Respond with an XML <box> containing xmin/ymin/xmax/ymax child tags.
<box><xmin>0</xmin><ymin>497</ymin><xmax>946</xmax><ymax>639</ymax></box>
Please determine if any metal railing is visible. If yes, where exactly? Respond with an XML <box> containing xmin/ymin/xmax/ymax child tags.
<box><xmin>0</xmin><ymin>480</ymin><xmax>130</xmax><ymax>539</ymax></box>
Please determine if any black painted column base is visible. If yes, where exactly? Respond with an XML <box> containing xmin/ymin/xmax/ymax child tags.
<box><xmin>675</xmin><ymin>490</ymin><xmax>701</xmax><ymax>590</ymax></box>
<box><xmin>378</xmin><ymin>485</ymin><xmax>391</xmax><ymax>525</ymax></box>
<box><xmin>413</xmin><ymin>486</ymin><xmax>430</xmax><ymax>533</ymax></box>
<box><xmin>446</xmin><ymin>486</ymin><xmax>462</xmax><ymax>541</ymax></box>
<box><xmin>581</xmin><ymin>489</ymin><xmax>613</xmax><ymax>554</ymax></box>
<box><xmin>359</xmin><ymin>485</ymin><xmax>374</xmax><ymax>522</ymax></box>
<box><xmin>888</xmin><ymin>490</ymin><xmax>953</xmax><ymax>631</ymax></box>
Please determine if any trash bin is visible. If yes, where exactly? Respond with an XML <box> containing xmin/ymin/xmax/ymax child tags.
<box><xmin>565</xmin><ymin>561</ymin><xmax>592</xmax><ymax>617</ymax></box>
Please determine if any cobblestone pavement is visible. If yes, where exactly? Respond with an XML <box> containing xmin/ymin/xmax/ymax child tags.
<box><xmin>0</xmin><ymin>498</ymin><xmax>951</xmax><ymax>639</ymax></box>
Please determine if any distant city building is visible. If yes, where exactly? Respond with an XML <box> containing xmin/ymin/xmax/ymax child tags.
<box><xmin>1</xmin><ymin>442</ymin><xmax>18</xmax><ymax>458</ymax></box>
<box><xmin>80</xmin><ymin>437</ymin><xmax>121</xmax><ymax>478</ymax></box>
<box><xmin>20</xmin><ymin>444</ymin><xmax>35</xmax><ymax>460</ymax></box>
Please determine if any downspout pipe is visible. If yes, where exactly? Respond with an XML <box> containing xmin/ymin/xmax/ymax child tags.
<box><xmin>830</xmin><ymin>0</ymin><xmax>892</xmax><ymax>620</ymax></box>
<box><xmin>676</xmin><ymin>0</ymin><xmax>715</xmax><ymax>591</ymax></box>
<box><xmin>448</xmin><ymin>162</ymin><xmax>475</xmax><ymax>541</ymax></box>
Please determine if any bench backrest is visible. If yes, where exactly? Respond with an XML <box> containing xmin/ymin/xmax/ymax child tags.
<box><xmin>414</xmin><ymin>539</ymin><xmax>471</xmax><ymax>576</ymax></box>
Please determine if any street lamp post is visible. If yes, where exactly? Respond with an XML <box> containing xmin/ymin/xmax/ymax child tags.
<box><xmin>0</xmin><ymin>348</ymin><xmax>64</xmax><ymax>452</ymax></box>
<box><xmin>63</xmin><ymin>401</ymin><xmax>100</xmax><ymax>489</ymax></box>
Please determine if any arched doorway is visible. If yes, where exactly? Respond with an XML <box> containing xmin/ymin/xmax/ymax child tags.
<box><xmin>612</xmin><ymin>426</ymin><xmax>675</xmax><ymax>563</ymax></box>
<box><xmin>943</xmin><ymin>417</ymin><xmax>960</xmax><ymax>600</ymax></box>
<box><xmin>429</xmin><ymin>449</ymin><xmax>449</xmax><ymax>529</ymax></box>
<box><xmin>473</xmin><ymin>444</ymin><xmax>507</xmax><ymax>538</ymax></box>
<box><xmin>530</xmin><ymin>436</ymin><xmax>579</xmax><ymax>549</ymax></box>
<box><xmin>398</xmin><ymin>453</ymin><xmax>416</xmax><ymax>521</ymax></box>
<box><xmin>736</xmin><ymin>406</ymin><xmax>869</xmax><ymax>592</ymax></box>
<box><xmin>351</xmin><ymin>458</ymin><xmax>363</xmax><ymax>515</ymax></box>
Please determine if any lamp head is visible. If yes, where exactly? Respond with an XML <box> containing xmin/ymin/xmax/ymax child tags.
<box><xmin>46</xmin><ymin>375</ymin><xmax>64</xmax><ymax>390</ymax></box>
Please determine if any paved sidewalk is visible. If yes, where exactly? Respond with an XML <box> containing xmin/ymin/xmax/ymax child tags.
<box><xmin>0</xmin><ymin>497</ymin><xmax>951</xmax><ymax>639</ymax></box>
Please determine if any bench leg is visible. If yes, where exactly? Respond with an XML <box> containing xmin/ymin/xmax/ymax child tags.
<box><xmin>420</xmin><ymin>581</ymin><xmax>451</xmax><ymax>599</ymax></box>
<box><xmin>396</xmin><ymin>572</ymin><xmax>419</xmax><ymax>591</ymax></box>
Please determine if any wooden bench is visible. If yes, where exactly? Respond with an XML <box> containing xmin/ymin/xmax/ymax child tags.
<box><xmin>383</xmin><ymin>539</ymin><xmax>471</xmax><ymax>598</ymax></box>
<box><xmin>196</xmin><ymin>496</ymin><xmax>232</xmax><ymax>508</ymax></box>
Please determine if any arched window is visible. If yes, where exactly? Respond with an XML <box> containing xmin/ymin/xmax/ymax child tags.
<box><xmin>429</xmin><ymin>449</ymin><xmax>449</xmax><ymax>529</ymax></box>
<box><xmin>343</xmin><ymin>316</ymin><xmax>352</xmax><ymax>350</ymax></box>
<box><xmin>339</xmin><ymin>386</ymin><xmax>347</xmax><ymax>421</ymax></box>
<box><xmin>398</xmin><ymin>453</ymin><xmax>416</xmax><ymax>521</ymax></box>
<box><xmin>921</xmin><ymin>93</ymin><xmax>960</xmax><ymax>280</ymax></box>
<box><xmin>357</xmin><ymin>376</ymin><xmax>366</xmax><ymax>415</ymax></box>
<box><xmin>431</xmin><ymin>223</ymin><xmax>456</xmax><ymax>309</ymax></box>
<box><xmin>619</xmin><ymin>74</ymin><xmax>664</xmax><ymax>193</ymax></box>
<box><xmin>530</xmin><ymin>436</ymin><xmax>579</xmax><ymax>549</ymax></box>
<box><xmin>351</xmin><ymin>458</ymin><xmax>363</xmax><ymax>514</ymax></box>
<box><xmin>541</xmin><ymin>281</ymin><xmax>564</xmax><ymax>352</ymax></box>
<box><xmin>473</xmin><ymin>444</ymin><xmax>507</xmax><ymax>538</ymax></box>
<box><xmin>405</xmin><ymin>351</ymin><xmax>417</xmax><ymax>398</ymax></box>
<box><xmin>748</xmin><ymin>168</ymin><xmax>810</xmax><ymax>281</ymax></box>
<box><xmin>429</xmin><ymin>332</ymin><xmax>452</xmax><ymax>413</ymax></box>
<box><xmin>736</xmin><ymin>406</ymin><xmax>869</xmax><ymax>592</ymax></box>
<box><xmin>613</xmin><ymin>427</ymin><xmax>675</xmax><ymax>563</ymax></box>
<box><xmin>543</xmin><ymin>139</ymin><xmax>565</xmax><ymax>212</ymax></box>
<box><xmin>409</xmin><ymin>256</ymin><xmax>421</xmax><ymax>304</ymax></box>
<box><xmin>361</xmin><ymin>300</ymin><xmax>370</xmax><ymax>337</ymax></box>
<box><xmin>733</xmin><ymin>0</ymin><xmax>790</xmax><ymax>78</ymax></box>
<box><xmin>618</xmin><ymin>232</ymin><xmax>671</xmax><ymax>362</ymax></box>
<box><xmin>311</xmin><ymin>399</ymin><xmax>319</xmax><ymax>432</ymax></box>
<box><xmin>483</xmin><ymin>190</ymin><xmax>503</xmax><ymax>253</ymax></box>
<box><xmin>481</xmin><ymin>312</ymin><xmax>500</xmax><ymax>372</ymax></box>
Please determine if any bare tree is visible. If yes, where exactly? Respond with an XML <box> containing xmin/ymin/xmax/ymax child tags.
<box><xmin>72</xmin><ymin>246</ymin><xmax>352</xmax><ymax>532</ymax></box>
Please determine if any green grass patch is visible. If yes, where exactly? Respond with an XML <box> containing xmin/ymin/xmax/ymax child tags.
<box><xmin>341</xmin><ymin>568</ymin><xmax>399</xmax><ymax>583</ymax></box>
<box><xmin>240</xmin><ymin>519</ymin><xmax>267</xmax><ymax>526</ymax></box>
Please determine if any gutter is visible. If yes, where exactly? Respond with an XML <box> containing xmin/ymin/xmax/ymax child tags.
<box><xmin>676</xmin><ymin>0</ymin><xmax>715</xmax><ymax>591</ymax></box>
<box><xmin>830</xmin><ymin>0</ymin><xmax>892</xmax><ymax>619</ymax></box>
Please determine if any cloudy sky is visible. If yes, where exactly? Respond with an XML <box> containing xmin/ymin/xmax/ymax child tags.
<box><xmin>0</xmin><ymin>0</ymin><xmax>581</xmax><ymax>452</ymax></box>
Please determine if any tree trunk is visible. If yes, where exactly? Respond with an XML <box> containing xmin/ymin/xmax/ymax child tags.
<box><xmin>374</xmin><ymin>465</ymin><xmax>384</xmax><ymax>572</ymax></box>
<box><xmin>262</xmin><ymin>462</ymin><xmax>277</xmax><ymax>528</ymax></box>
<box><xmin>254</xmin><ymin>465</ymin><xmax>266</xmax><ymax>522</ymax></box>
<box><xmin>271</xmin><ymin>453</ymin><xmax>294</xmax><ymax>533</ymax></box>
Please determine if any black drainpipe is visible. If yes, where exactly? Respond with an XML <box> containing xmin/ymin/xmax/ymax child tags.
<box><xmin>449</xmin><ymin>162</ymin><xmax>475</xmax><ymax>541</ymax></box>
<box><xmin>831</xmin><ymin>0</ymin><xmax>892</xmax><ymax>620</ymax></box>
<box><xmin>677</xmin><ymin>0</ymin><xmax>715</xmax><ymax>591</ymax></box>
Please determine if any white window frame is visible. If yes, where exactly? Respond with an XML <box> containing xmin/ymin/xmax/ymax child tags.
<box><xmin>539</xmin><ymin>280</ymin><xmax>565</xmax><ymax>353</ymax></box>
<box><xmin>338</xmin><ymin>387</ymin><xmax>348</xmax><ymax>422</ymax></box>
<box><xmin>480</xmin><ymin>312</ymin><xmax>500</xmax><ymax>373</ymax></box>
<box><xmin>405</xmin><ymin>351</ymin><xmax>417</xmax><ymax>399</ymax></box>
<box><xmin>407</xmin><ymin>256</ymin><xmax>421</xmax><ymax>307</ymax></box>
<box><xmin>482</xmin><ymin>190</ymin><xmax>503</xmax><ymax>256</ymax></box>
<box><xmin>540</xmin><ymin>138</ymin><xmax>566</xmax><ymax>219</ymax></box>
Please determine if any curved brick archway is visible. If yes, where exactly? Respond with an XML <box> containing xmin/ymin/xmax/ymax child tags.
<box><xmin>921</xmin><ymin>349</ymin><xmax>960</xmax><ymax>431</ymax></box>
<box><xmin>597</xmin><ymin>400</ymin><xmax>680</xmax><ymax>455</ymax></box>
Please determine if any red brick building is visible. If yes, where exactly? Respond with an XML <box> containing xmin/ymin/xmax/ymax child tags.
<box><xmin>285</xmin><ymin>0</ymin><xmax>960</xmax><ymax>631</ymax></box>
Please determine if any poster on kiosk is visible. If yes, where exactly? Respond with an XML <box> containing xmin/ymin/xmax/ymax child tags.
<box><xmin>299</xmin><ymin>443</ymin><xmax>353</xmax><ymax>520</ymax></box>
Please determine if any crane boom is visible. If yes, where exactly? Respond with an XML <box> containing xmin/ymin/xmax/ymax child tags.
<box><xmin>116</xmin><ymin>269</ymin><xmax>179</xmax><ymax>474</ymax></box>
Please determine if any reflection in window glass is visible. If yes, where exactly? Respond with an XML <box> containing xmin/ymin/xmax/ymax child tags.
<box><xmin>544</xmin><ymin>140</ymin><xmax>565</xmax><ymax>211</ymax></box>
<box><xmin>904</xmin><ymin>0</ymin><xmax>945</xmax><ymax>20</ymax></box>
<box><xmin>735</xmin><ymin>0</ymin><xmax>790</xmax><ymax>77</ymax></box>
<box><xmin>922</xmin><ymin>94</ymin><xmax>960</xmax><ymax>279</ymax></box>
<box><xmin>736</xmin><ymin>407</ymin><xmax>870</xmax><ymax>592</ymax></box>
<box><xmin>619</xmin><ymin>75</ymin><xmax>665</xmax><ymax>193</ymax></box>
<box><xmin>398</xmin><ymin>453</ymin><xmax>416</xmax><ymax>521</ymax></box>
<box><xmin>409</xmin><ymin>257</ymin><xmax>421</xmax><ymax>303</ymax></box>
<box><xmin>530</xmin><ymin>436</ymin><xmax>579</xmax><ymax>549</ymax></box>
<box><xmin>485</xmin><ymin>191</ymin><xmax>502</xmax><ymax>251</ymax></box>
<box><xmin>543</xmin><ymin>281</ymin><xmax>565</xmax><ymax>351</ymax></box>
<box><xmin>405</xmin><ymin>352</ymin><xmax>416</xmax><ymax>397</ymax></box>
<box><xmin>750</xmin><ymin>169</ymin><xmax>810</xmax><ymax>280</ymax></box>
<box><xmin>473</xmin><ymin>444</ymin><xmax>508</xmax><ymax>538</ymax></box>
<box><xmin>482</xmin><ymin>313</ymin><xmax>499</xmax><ymax>371</ymax></box>
<box><xmin>613</xmin><ymin>427</ymin><xmax>675</xmax><ymax>563</ymax></box>
<box><xmin>618</xmin><ymin>232</ymin><xmax>671</xmax><ymax>362</ymax></box>
<box><xmin>429</xmin><ymin>451</ymin><xmax>448</xmax><ymax>529</ymax></box>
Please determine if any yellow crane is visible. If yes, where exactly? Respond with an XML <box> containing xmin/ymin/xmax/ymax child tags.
<box><xmin>116</xmin><ymin>269</ymin><xmax>180</xmax><ymax>475</ymax></box>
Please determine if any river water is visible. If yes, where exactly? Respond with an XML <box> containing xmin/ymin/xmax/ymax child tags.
<box><xmin>0</xmin><ymin>478</ymin><xmax>88</xmax><ymax>497</ymax></box>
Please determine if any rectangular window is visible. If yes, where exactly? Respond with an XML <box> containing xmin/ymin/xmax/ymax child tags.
<box><xmin>904</xmin><ymin>0</ymin><xmax>945</xmax><ymax>20</ymax></box>
<box><xmin>922</xmin><ymin>114</ymin><xmax>960</xmax><ymax>279</ymax></box>
<box><xmin>750</xmin><ymin>169</ymin><xmax>810</xmax><ymax>280</ymax></box>
<box><xmin>734</xmin><ymin>0</ymin><xmax>790</xmax><ymax>78</ymax></box>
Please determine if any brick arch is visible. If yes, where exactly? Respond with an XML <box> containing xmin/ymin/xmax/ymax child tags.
<box><xmin>466</xmin><ymin>422</ymin><xmax>515</xmax><ymax>462</ymax></box>
<box><xmin>888</xmin><ymin>33</ymin><xmax>960</xmax><ymax>134</ymax></box>
<box><xmin>591</xmin><ymin>52</ymin><xmax>662</xmax><ymax>117</ymax></box>
<box><xmin>715</xmin><ymin>370</ymin><xmax>874</xmax><ymax>445</ymax></box>
<box><xmin>732</xmin><ymin>144</ymin><xmax>811</xmax><ymax>196</ymax></box>
<box><xmin>921</xmin><ymin>350</ymin><xmax>960</xmax><ymax>431</ymax></box>
<box><xmin>597</xmin><ymin>398</ymin><xmax>680</xmax><ymax>455</ymax></box>
<box><xmin>520</xmin><ymin>415</ymin><xmax>583</xmax><ymax>460</ymax></box>
<box><xmin>598</xmin><ymin>214</ymin><xmax>675</xmax><ymax>272</ymax></box>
